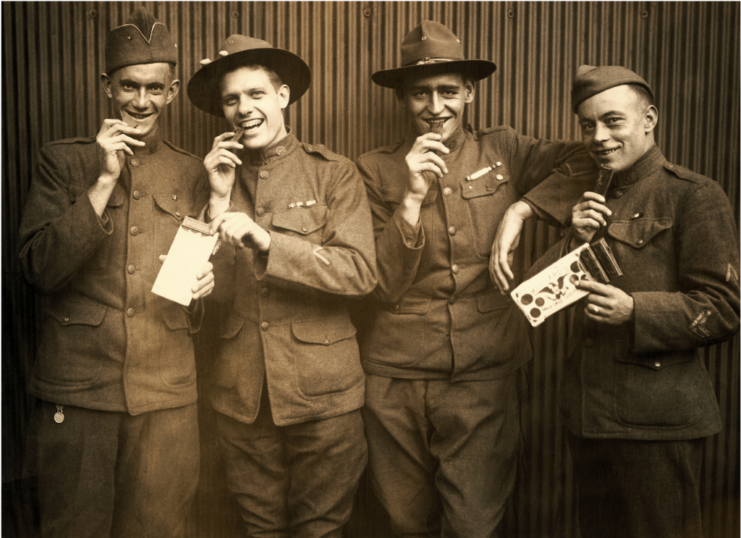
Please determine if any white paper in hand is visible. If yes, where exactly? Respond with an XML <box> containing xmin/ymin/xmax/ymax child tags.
<box><xmin>510</xmin><ymin>243</ymin><xmax>592</xmax><ymax>327</ymax></box>
<box><xmin>152</xmin><ymin>217</ymin><xmax>219</xmax><ymax>306</ymax></box>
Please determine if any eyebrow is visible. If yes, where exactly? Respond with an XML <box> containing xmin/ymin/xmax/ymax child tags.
<box><xmin>119</xmin><ymin>79</ymin><xmax>165</xmax><ymax>89</ymax></box>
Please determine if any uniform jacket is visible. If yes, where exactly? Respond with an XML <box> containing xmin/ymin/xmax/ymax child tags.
<box><xmin>18</xmin><ymin>131</ymin><xmax>210</xmax><ymax>415</ymax></box>
<box><xmin>210</xmin><ymin>130</ymin><xmax>377</xmax><ymax>427</ymax></box>
<box><xmin>532</xmin><ymin>146</ymin><xmax>740</xmax><ymax>440</ymax></box>
<box><xmin>356</xmin><ymin>125</ymin><xmax>584</xmax><ymax>381</ymax></box>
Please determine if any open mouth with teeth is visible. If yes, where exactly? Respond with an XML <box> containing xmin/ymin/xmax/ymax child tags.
<box><xmin>124</xmin><ymin>111</ymin><xmax>154</xmax><ymax>121</ymax></box>
<box><xmin>425</xmin><ymin>118</ymin><xmax>449</xmax><ymax>132</ymax></box>
<box><xmin>596</xmin><ymin>148</ymin><xmax>619</xmax><ymax>156</ymax></box>
<box><xmin>240</xmin><ymin>119</ymin><xmax>265</xmax><ymax>131</ymax></box>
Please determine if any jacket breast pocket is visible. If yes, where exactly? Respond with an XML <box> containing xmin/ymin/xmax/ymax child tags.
<box><xmin>461</xmin><ymin>175</ymin><xmax>512</xmax><ymax>259</ymax></box>
<box><xmin>607</xmin><ymin>218</ymin><xmax>673</xmax><ymax>250</ymax></box>
<box><xmin>272</xmin><ymin>205</ymin><xmax>328</xmax><ymax>244</ymax></box>
<box><xmin>153</xmin><ymin>195</ymin><xmax>197</xmax><ymax>258</ymax></box>
<box><xmin>291</xmin><ymin>315</ymin><xmax>363</xmax><ymax>398</ymax></box>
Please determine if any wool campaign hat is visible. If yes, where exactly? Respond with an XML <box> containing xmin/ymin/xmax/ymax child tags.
<box><xmin>187</xmin><ymin>34</ymin><xmax>311</xmax><ymax>117</ymax></box>
<box><xmin>571</xmin><ymin>65</ymin><xmax>654</xmax><ymax>113</ymax></box>
<box><xmin>105</xmin><ymin>7</ymin><xmax>178</xmax><ymax>75</ymax></box>
<box><xmin>372</xmin><ymin>21</ymin><xmax>497</xmax><ymax>89</ymax></box>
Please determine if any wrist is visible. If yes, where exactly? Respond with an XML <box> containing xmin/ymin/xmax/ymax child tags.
<box><xmin>209</xmin><ymin>194</ymin><xmax>230</xmax><ymax>218</ymax></box>
<box><xmin>509</xmin><ymin>200</ymin><xmax>536</xmax><ymax>221</ymax></box>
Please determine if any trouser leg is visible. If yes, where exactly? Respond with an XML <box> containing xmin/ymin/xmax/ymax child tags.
<box><xmin>285</xmin><ymin>409</ymin><xmax>367</xmax><ymax>538</ymax></box>
<box><xmin>28</xmin><ymin>400</ymin><xmax>119</xmax><ymax>538</ymax></box>
<box><xmin>110</xmin><ymin>403</ymin><xmax>200</xmax><ymax>538</ymax></box>
<box><xmin>568</xmin><ymin>432</ymin><xmax>704</xmax><ymax>538</ymax></box>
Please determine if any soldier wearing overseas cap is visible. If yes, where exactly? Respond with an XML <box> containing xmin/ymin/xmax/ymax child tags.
<box><xmin>501</xmin><ymin>66</ymin><xmax>740</xmax><ymax>538</ymax></box>
<box><xmin>18</xmin><ymin>7</ymin><xmax>213</xmax><ymax>537</ymax></box>
<box><xmin>187</xmin><ymin>35</ymin><xmax>376</xmax><ymax>537</ymax></box>
<box><xmin>355</xmin><ymin>21</ymin><xmax>591</xmax><ymax>536</ymax></box>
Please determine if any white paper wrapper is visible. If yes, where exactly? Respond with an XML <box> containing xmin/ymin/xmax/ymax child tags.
<box><xmin>510</xmin><ymin>243</ymin><xmax>592</xmax><ymax>327</ymax></box>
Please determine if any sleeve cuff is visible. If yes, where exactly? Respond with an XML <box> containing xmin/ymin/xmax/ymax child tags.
<box><xmin>393</xmin><ymin>211</ymin><xmax>423</xmax><ymax>249</ymax></box>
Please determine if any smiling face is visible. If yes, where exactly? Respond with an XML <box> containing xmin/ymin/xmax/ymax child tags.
<box><xmin>102</xmin><ymin>62</ymin><xmax>179</xmax><ymax>138</ymax></box>
<box><xmin>400</xmin><ymin>71</ymin><xmax>475</xmax><ymax>142</ymax></box>
<box><xmin>219</xmin><ymin>66</ymin><xmax>290</xmax><ymax>151</ymax></box>
<box><xmin>577</xmin><ymin>85</ymin><xmax>658</xmax><ymax>172</ymax></box>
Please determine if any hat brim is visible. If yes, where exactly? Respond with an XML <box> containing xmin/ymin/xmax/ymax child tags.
<box><xmin>372</xmin><ymin>59</ymin><xmax>496</xmax><ymax>89</ymax></box>
<box><xmin>187</xmin><ymin>48</ymin><xmax>311</xmax><ymax>117</ymax></box>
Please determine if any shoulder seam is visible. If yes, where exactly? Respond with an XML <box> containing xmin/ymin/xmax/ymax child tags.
<box><xmin>163</xmin><ymin>140</ymin><xmax>203</xmax><ymax>161</ymax></box>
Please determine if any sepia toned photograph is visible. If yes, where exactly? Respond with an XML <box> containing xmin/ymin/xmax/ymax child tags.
<box><xmin>2</xmin><ymin>2</ymin><xmax>739</xmax><ymax>537</ymax></box>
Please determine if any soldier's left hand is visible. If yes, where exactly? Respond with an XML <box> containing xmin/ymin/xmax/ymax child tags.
<box><xmin>157</xmin><ymin>256</ymin><xmax>215</xmax><ymax>300</ymax></box>
<box><xmin>210</xmin><ymin>212</ymin><xmax>271</xmax><ymax>252</ymax></box>
<box><xmin>576</xmin><ymin>279</ymin><xmax>634</xmax><ymax>325</ymax></box>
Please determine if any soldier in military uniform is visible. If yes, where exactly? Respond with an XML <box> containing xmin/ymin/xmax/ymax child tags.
<box><xmin>187</xmin><ymin>35</ymin><xmax>376</xmax><ymax>537</ymax></box>
<box><xmin>496</xmin><ymin>66</ymin><xmax>740</xmax><ymax>538</ymax></box>
<box><xmin>18</xmin><ymin>8</ymin><xmax>213</xmax><ymax>538</ymax></box>
<box><xmin>355</xmin><ymin>21</ymin><xmax>589</xmax><ymax>537</ymax></box>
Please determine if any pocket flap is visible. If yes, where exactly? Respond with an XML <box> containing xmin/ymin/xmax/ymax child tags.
<box><xmin>220</xmin><ymin>315</ymin><xmax>245</xmax><ymax>339</ymax></box>
<box><xmin>387</xmin><ymin>294</ymin><xmax>432</xmax><ymax>315</ymax></box>
<box><xmin>476</xmin><ymin>288</ymin><xmax>511</xmax><ymax>313</ymax></box>
<box><xmin>272</xmin><ymin>205</ymin><xmax>328</xmax><ymax>235</ymax></box>
<box><xmin>48</xmin><ymin>302</ymin><xmax>107</xmax><ymax>326</ymax></box>
<box><xmin>153</xmin><ymin>195</ymin><xmax>195</xmax><ymax>220</ymax></box>
<box><xmin>461</xmin><ymin>175</ymin><xmax>507</xmax><ymax>199</ymax></box>
<box><xmin>292</xmin><ymin>316</ymin><xmax>357</xmax><ymax>345</ymax></box>
<box><xmin>618</xmin><ymin>351</ymin><xmax>695</xmax><ymax>371</ymax></box>
<box><xmin>608</xmin><ymin>219</ymin><xmax>672</xmax><ymax>249</ymax></box>
<box><xmin>161</xmin><ymin>307</ymin><xmax>189</xmax><ymax>330</ymax></box>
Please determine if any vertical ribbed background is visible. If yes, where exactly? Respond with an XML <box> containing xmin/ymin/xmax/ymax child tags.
<box><xmin>3</xmin><ymin>3</ymin><xmax>738</xmax><ymax>537</ymax></box>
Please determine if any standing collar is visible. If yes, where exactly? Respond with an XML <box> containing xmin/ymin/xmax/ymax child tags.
<box><xmin>244</xmin><ymin>127</ymin><xmax>296</xmax><ymax>165</ymax></box>
<box><xmin>131</xmin><ymin>126</ymin><xmax>162</xmax><ymax>155</ymax></box>
<box><xmin>612</xmin><ymin>144</ymin><xmax>664</xmax><ymax>188</ymax></box>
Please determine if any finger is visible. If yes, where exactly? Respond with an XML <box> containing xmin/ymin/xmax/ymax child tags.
<box><xmin>212</xmin><ymin>131</ymin><xmax>239</xmax><ymax>148</ymax></box>
<box><xmin>421</xmin><ymin>140</ymin><xmax>450</xmax><ymax>155</ymax></box>
<box><xmin>421</xmin><ymin>152</ymin><xmax>448</xmax><ymax>174</ymax></box>
<box><xmin>584</xmin><ymin>306</ymin><xmax>604</xmax><ymax>322</ymax></box>
<box><xmin>415</xmin><ymin>162</ymin><xmax>445</xmax><ymax>179</ymax></box>
<box><xmin>99</xmin><ymin>119</ymin><xmax>128</xmax><ymax>134</ymax></box>
<box><xmin>576</xmin><ymin>217</ymin><xmax>603</xmax><ymax>230</ymax></box>
<box><xmin>115</xmin><ymin>134</ymin><xmax>146</xmax><ymax>147</ymax></box>
<box><xmin>195</xmin><ymin>262</ymin><xmax>214</xmax><ymax>280</ymax></box>
<box><xmin>581</xmin><ymin>191</ymin><xmax>607</xmax><ymax>204</ymax></box>
<box><xmin>575</xmin><ymin>279</ymin><xmax>609</xmax><ymax>295</ymax></box>
<box><xmin>192</xmin><ymin>272</ymin><xmax>214</xmax><ymax>292</ymax></box>
<box><xmin>215</xmin><ymin>150</ymin><xmax>243</xmax><ymax>167</ymax></box>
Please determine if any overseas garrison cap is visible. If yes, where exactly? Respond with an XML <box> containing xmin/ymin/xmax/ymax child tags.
<box><xmin>187</xmin><ymin>34</ymin><xmax>311</xmax><ymax>117</ymax></box>
<box><xmin>571</xmin><ymin>65</ymin><xmax>653</xmax><ymax>113</ymax></box>
<box><xmin>372</xmin><ymin>21</ymin><xmax>496</xmax><ymax>89</ymax></box>
<box><xmin>105</xmin><ymin>7</ymin><xmax>178</xmax><ymax>75</ymax></box>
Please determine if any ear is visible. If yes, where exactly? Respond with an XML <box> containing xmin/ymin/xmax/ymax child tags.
<box><xmin>165</xmin><ymin>79</ymin><xmax>181</xmax><ymax>105</ymax></box>
<box><xmin>278</xmin><ymin>84</ymin><xmax>291</xmax><ymax>109</ymax></box>
<box><xmin>101</xmin><ymin>73</ymin><xmax>113</xmax><ymax>99</ymax></box>
<box><xmin>644</xmin><ymin>105</ymin><xmax>658</xmax><ymax>133</ymax></box>
<box><xmin>464</xmin><ymin>80</ymin><xmax>476</xmax><ymax>104</ymax></box>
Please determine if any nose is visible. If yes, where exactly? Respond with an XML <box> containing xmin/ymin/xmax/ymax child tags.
<box><xmin>428</xmin><ymin>91</ymin><xmax>444</xmax><ymax>115</ymax></box>
<box><xmin>131</xmin><ymin>88</ymin><xmax>150</xmax><ymax>111</ymax></box>
<box><xmin>237</xmin><ymin>95</ymin><xmax>253</xmax><ymax>117</ymax></box>
<box><xmin>594</xmin><ymin>122</ymin><xmax>610</xmax><ymax>143</ymax></box>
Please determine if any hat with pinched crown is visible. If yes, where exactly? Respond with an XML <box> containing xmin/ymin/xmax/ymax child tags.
<box><xmin>105</xmin><ymin>7</ymin><xmax>178</xmax><ymax>74</ymax></box>
<box><xmin>187</xmin><ymin>34</ymin><xmax>311</xmax><ymax>117</ymax></box>
<box><xmin>571</xmin><ymin>65</ymin><xmax>654</xmax><ymax>113</ymax></box>
<box><xmin>372</xmin><ymin>21</ymin><xmax>496</xmax><ymax>89</ymax></box>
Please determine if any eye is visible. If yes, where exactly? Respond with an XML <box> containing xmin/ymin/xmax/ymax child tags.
<box><xmin>580</xmin><ymin>122</ymin><xmax>595</xmax><ymax>133</ymax></box>
<box><xmin>606</xmin><ymin>117</ymin><xmax>624</xmax><ymax>126</ymax></box>
<box><xmin>121</xmin><ymin>83</ymin><xmax>136</xmax><ymax>91</ymax></box>
<box><xmin>251</xmin><ymin>91</ymin><xmax>265</xmax><ymax>99</ymax></box>
<box><xmin>442</xmin><ymin>90</ymin><xmax>458</xmax><ymax>97</ymax></box>
<box><xmin>222</xmin><ymin>97</ymin><xmax>238</xmax><ymax>107</ymax></box>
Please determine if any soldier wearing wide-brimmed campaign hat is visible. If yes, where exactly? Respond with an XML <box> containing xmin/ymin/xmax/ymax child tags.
<box><xmin>355</xmin><ymin>20</ymin><xmax>590</xmax><ymax>536</ymax></box>
<box><xmin>18</xmin><ymin>7</ymin><xmax>213</xmax><ymax>537</ymax></box>
<box><xmin>515</xmin><ymin>64</ymin><xmax>740</xmax><ymax>538</ymax></box>
<box><xmin>187</xmin><ymin>35</ymin><xmax>376</xmax><ymax>537</ymax></box>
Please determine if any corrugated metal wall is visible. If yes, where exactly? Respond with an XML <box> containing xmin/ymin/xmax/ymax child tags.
<box><xmin>2</xmin><ymin>2</ymin><xmax>738</xmax><ymax>538</ymax></box>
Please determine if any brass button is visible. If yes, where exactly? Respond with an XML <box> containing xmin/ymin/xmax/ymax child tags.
<box><xmin>443</xmin><ymin>187</ymin><xmax>452</xmax><ymax>196</ymax></box>
<box><xmin>130</xmin><ymin>226</ymin><xmax>139</xmax><ymax>236</ymax></box>
<box><xmin>612</xmin><ymin>190</ymin><xmax>624</xmax><ymax>198</ymax></box>
<box><xmin>496</xmin><ymin>174</ymin><xmax>504</xmax><ymax>180</ymax></box>
<box><xmin>175</xmin><ymin>212</ymin><xmax>181</xmax><ymax>217</ymax></box>
<box><xmin>654</xmin><ymin>362</ymin><xmax>661</xmax><ymax>368</ymax></box>
<box><xmin>172</xmin><ymin>194</ymin><xmax>178</xmax><ymax>200</ymax></box>
<box><xmin>127</xmin><ymin>265</ymin><xmax>135</xmax><ymax>274</ymax></box>
<box><xmin>448</xmin><ymin>226</ymin><xmax>457</xmax><ymax>236</ymax></box>
<box><xmin>260</xmin><ymin>170</ymin><xmax>270</xmax><ymax>179</ymax></box>
<box><xmin>637</xmin><ymin>239</ymin><xmax>644</xmax><ymax>245</ymax></box>
<box><xmin>451</xmin><ymin>264</ymin><xmax>459</xmax><ymax>274</ymax></box>
<box><xmin>486</xmin><ymin>185</ymin><xmax>493</xmax><ymax>191</ymax></box>
<box><xmin>133</xmin><ymin>190</ymin><xmax>141</xmax><ymax>200</ymax></box>
<box><xmin>130</xmin><ymin>158</ymin><xmax>140</xmax><ymax>166</ymax></box>
<box><xmin>261</xmin><ymin>322</ymin><xmax>269</xmax><ymax>331</ymax></box>
<box><xmin>301</xmin><ymin>226</ymin><xmax>308</xmax><ymax>233</ymax></box>
<box><xmin>126</xmin><ymin>308</ymin><xmax>135</xmax><ymax>317</ymax></box>
<box><xmin>449</xmin><ymin>296</ymin><xmax>456</xmax><ymax>305</ymax></box>
<box><xmin>256</xmin><ymin>207</ymin><xmax>265</xmax><ymax>216</ymax></box>
<box><xmin>276</xmin><ymin>146</ymin><xmax>286</xmax><ymax>156</ymax></box>
<box><xmin>63</xmin><ymin>317</ymin><xmax>70</xmax><ymax>322</ymax></box>
<box><xmin>394</xmin><ymin>304</ymin><xmax>400</xmax><ymax>311</ymax></box>
<box><xmin>324</xmin><ymin>337</ymin><xmax>330</xmax><ymax>344</ymax></box>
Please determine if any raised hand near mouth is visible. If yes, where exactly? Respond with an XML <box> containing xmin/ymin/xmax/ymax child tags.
<box><xmin>400</xmin><ymin>131</ymin><xmax>449</xmax><ymax>226</ymax></box>
<box><xmin>205</xmin><ymin>129</ymin><xmax>244</xmax><ymax>218</ymax></box>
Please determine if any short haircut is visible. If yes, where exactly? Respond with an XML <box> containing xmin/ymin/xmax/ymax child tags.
<box><xmin>627</xmin><ymin>83</ymin><xmax>655</xmax><ymax>108</ymax></box>
<box><xmin>221</xmin><ymin>64</ymin><xmax>284</xmax><ymax>93</ymax></box>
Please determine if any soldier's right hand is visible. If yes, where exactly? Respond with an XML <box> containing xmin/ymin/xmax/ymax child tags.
<box><xmin>570</xmin><ymin>191</ymin><xmax>611</xmax><ymax>246</ymax></box>
<box><xmin>95</xmin><ymin>119</ymin><xmax>145</xmax><ymax>181</ymax></box>
<box><xmin>204</xmin><ymin>131</ymin><xmax>244</xmax><ymax>200</ymax></box>
<box><xmin>404</xmin><ymin>133</ymin><xmax>449</xmax><ymax>203</ymax></box>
